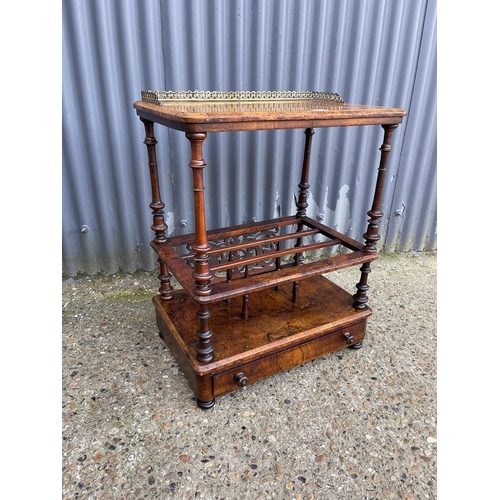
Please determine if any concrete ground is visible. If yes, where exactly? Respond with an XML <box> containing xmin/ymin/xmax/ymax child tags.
<box><xmin>62</xmin><ymin>252</ymin><xmax>437</xmax><ymax>500</ymax></box>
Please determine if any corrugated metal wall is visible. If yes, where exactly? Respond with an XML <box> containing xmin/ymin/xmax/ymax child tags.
<box><xmin>62</xmin><ymin>0</ymin><xmax>437</xmax><ymax>277</ymax></box>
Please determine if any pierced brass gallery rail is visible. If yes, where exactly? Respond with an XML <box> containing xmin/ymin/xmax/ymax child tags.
<box><xmin>141</xmin><ymin>90</ymin><xmax>344</xmax><ymax>105</ymax></box>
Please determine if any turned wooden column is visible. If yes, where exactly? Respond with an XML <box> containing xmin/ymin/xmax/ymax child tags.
<box><xmin>186</xmin><ymin>132</ymin><xmax>214</xmax><ymax>363</ymax></box>
<box><xmin>293</xmin><ymin>127</ymin><xmax>315</xmax><ymax>302</ymax></box>
<box><xmin>141</xmin><ymin>118</ymin><xmax>173</xmax><ymax>301</ymax></box>
<box><xmin>353</xmin><ymin>124</ymin><xmax>398</xmax><ymax>313</ymax></box>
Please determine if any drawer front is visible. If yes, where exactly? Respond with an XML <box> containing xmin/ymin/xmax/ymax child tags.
<box><xmin>213</xmin><ymin>320</ymin><xmax>366</xmax><ymax>397</ymax></box>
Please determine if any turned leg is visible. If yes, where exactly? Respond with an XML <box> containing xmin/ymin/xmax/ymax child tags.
<box><xmin>196</xmin><ymin>304</ymin><xmax>214</xmax><ymax>363</ymax></box>
<box><xmin>242</xmin><ymin>294</ymin><xmax>249</xmax><ymax>320</ymax></box>
<box><xmin>186</xmin><ymin>132</ymin><xmax>214</xmax><ymax>364</ymax></box>
<box><xmin>241</xmin><ymin>266</ymin><xmax>249</xmax><ymax>319</ymax></box>
<box><xmin>353</xmin><ymin>263</ymin><xmax>371</xmax><ymax>311</ymax></box>
<box><xmin>353</xmin><ymin>124</ymin><xmax>398</xmax><ymax>310</ymax></box>
<box><xmin>158</xmin><ymin>259</ymin><xmax>174</xmax><ymax>301</ymax></box>
<box><xmin>141</xmin><ymin>118</ymin><xmax>173</xmax><ymax>300</ymax></box>
<box><xmin>293</xmin><ymin>128</ymin><xmax>315</xmax><ymax>302</ymax></box>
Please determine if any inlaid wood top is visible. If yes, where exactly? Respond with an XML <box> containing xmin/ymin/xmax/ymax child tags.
<box><xmin>133</xmin><ymin>95</ymin><xmax>407</xmax><ymax>133</ymax></box>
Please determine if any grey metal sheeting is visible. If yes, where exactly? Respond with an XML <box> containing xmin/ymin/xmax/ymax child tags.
<box><xmin>62</xmin><ymin>0</ymin><xmax>437</xmax><ymax>277</ymax></box>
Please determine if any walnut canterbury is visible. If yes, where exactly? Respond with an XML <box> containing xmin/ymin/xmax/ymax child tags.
<box><xmin>133</xmin><ymin>91</ymin><xmax>406</xmax><ymax>409</ymax></box>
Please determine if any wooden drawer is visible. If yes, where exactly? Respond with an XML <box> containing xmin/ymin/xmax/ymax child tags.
<box><xmin>213</xmin><ymin>319</ymin><xmax>366</xmax><ymax>397</ymax></box>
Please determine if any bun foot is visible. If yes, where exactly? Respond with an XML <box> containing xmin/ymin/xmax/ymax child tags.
<box><xmin>349</xmin><ymin>341</ymin><xmax>363</xmax><ymax>350</ymax></box>
<box><xmin>197</xmin><ymin>399</ymin><xmax>215</xmax><ymax>410</ymax></box>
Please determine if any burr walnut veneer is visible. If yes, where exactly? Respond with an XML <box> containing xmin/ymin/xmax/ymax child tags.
<box><xmin>133</xmin><ymin>92</ymin><xmax>406</xmax><ymax>409</ymax></box>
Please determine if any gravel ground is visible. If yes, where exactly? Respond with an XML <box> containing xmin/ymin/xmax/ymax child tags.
<box><xmin>62</xmin><ymin>252</ymin><xmax>437</xmax><ymax>500</ymax></box>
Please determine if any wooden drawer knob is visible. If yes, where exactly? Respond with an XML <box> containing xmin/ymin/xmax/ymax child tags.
<box><xmin>234</xmin><ymin>372</ymin><xmax>248</xmax><ymax>387</ymax></box>
<box><xmin>344</xmin><ymin>332</ymin><xmax>355</xmax><ymax>345</ymax></box>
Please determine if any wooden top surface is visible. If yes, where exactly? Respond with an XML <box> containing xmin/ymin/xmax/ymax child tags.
<box><xmin>133</xmin><ymin>99</ymin><xmax>407</xmax><ymax>132</ymax></box>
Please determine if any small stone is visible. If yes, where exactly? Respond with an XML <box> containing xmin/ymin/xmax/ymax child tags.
<box><xmin>427</xmin><ymin>436</ymin><xmax>437</xmax><ymax>444</ymax></box>
<box><xmin>286</xmin><ymin>482</ymin><xmax>294</xmax><ymax>490</ymax></box>
<box><xmin>179</xmin><ymin>455</ymin><xmax>188</xmax><ymax>463</ymax></box>
<box><xmin>284</xmin><ymin>399</ymin><xmax>291</xmax><ymax>404</ymax></box>
<box><xmin>148</xmin><ymin>476</ymin><xmax>155</xmax><ymax>485</ymax></box>
<box><xmin>298</xmin><ymin>476</ymin><xmax>306</xmax><ymax>483</ymax></box>
<box><xmin>315</xmin><ymin>455</ymin><xmax>325</xmax><ymax>462</ymax></box>
<box><xmin>204</xmin><ymin>461</ymin><xmax>213</xmax><ymax>468</ymax></box>
<box><xmin>330</xmin><ymin>443</ymin><xmax>338</xmax><ymax>452</ymax></box>
<box><xmin>93</xmin><ymin>453</ymin><xmax>104</xmax><ymax>462</ymax></box>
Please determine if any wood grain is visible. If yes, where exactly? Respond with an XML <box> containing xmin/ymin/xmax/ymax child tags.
<box><xmin>134</xmin><ymin>100</ymin><xmax>406</xmax><ymax>132</ymax></box>
<box><xmin>154</xmin><ymin>276</ymin><xmax>371</xmax><ymax>401</ymax></box>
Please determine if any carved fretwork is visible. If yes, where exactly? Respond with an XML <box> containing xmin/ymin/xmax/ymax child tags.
<box><xmin>185</xmin><ymin>228</ymin><xmax>281</xmax><ymax>279</ymax></box>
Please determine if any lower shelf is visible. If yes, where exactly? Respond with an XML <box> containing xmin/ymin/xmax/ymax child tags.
<box><xmin>154</xmin><ymin>275</ymin><xmax>371</xmax><ymax>408</ymax></box>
